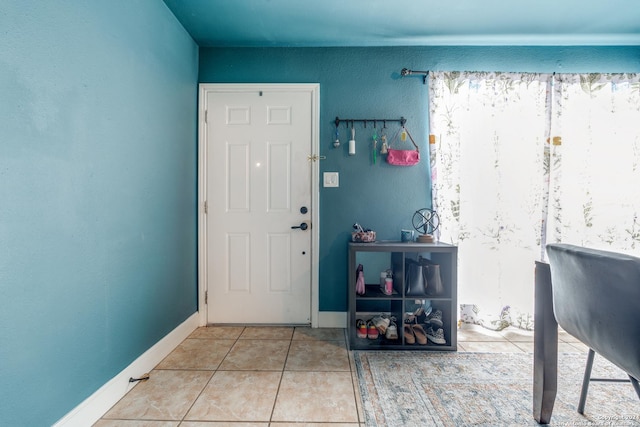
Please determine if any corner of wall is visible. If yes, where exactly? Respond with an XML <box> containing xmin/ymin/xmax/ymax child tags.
<box><xmin>52</xmin><ymin>313</ymin><xmax>200</xmax><ymax>427</ymax></box>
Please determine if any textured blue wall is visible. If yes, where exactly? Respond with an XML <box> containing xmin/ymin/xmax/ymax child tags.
<box><xmin>0</xmin><ymin>1</ymin><xmax>198</xmax><ymax>425</ymax></box>
<box><xmin>199</xmin><ymin>46</ymin><xmax>640</xmax><ymax>312</ymax></box>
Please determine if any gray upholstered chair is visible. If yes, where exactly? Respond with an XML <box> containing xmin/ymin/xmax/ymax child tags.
<box><xmin>546</xmin><ymin>243</ymin><xmax>640</xmax><ymax>413</ymax></box>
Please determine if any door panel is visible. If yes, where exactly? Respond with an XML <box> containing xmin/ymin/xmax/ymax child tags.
<box><xmin>206</xmin><ymin>88</ymin><xmax>313</xmax><ymax>324</ymax></box>
<box><xmin>227</xmin><ymin>144</ymin><xmax>250</xmax><ymax>211</ymax></box>
<box><xmin>268</xmin><ymin>142</ymin><xmax>291</xmax><ymax>211</ymax></box>
<box><xmin>227</xmin><ymin>233</ymin><xmax>250</xmax><ymax>292</ymax></box>
<box><xmin>268</xmin><ymin>233</ymin><xmax>291</xmax><ymax>292</ymax></box>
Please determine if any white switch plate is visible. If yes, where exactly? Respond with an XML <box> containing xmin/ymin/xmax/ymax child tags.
<box><xmin>323</xmin><ymin>172</ymin><xmax>339</xmax><ymax>187</ymax></box>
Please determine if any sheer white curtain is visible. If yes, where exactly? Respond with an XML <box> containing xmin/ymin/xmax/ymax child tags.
<box><xmin>429</xmin><ymin>71</ymin><xmax>640</xmax><ymax>330</ymax></box>
<box><xmin>546</xmin><ymin>73</ymin><xmax>640</xmax><ymax>254</ymax></box>
<box><xmin>429</xmin><ymin>72</ymin><xmax>550</xmax><ymax>330</ymax></box>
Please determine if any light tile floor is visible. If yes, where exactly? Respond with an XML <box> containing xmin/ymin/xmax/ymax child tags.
<box><xmin>96</xmin><ymin>323</ymin><xmax>588</xmax><ymax>426</ymax></box>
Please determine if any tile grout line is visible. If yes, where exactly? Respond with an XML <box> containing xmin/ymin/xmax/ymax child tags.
<box><xmin>103</xmin><ymin>326</ymin><xmax>562</xmax><ymax>425</ymax></box>
<box><xmin>267</xmin><ymin>327</ymin><xmax>295</xmax><ymax>424</ymax></box>
<box><xmin>346</xmin><ymin>327</ymin><xmax>366</xmax><ymax>425</ymax></box>
<box><xmin>177</xmin><ymin>326</ymin><xmax>246</xmax><ymax>424</ymax></box>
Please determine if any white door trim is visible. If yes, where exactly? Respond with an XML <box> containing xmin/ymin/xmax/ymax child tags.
<box><xmin>197</xmin><ymin>83</ymin><xmax>320</xmax><ymax>327</ymax></box>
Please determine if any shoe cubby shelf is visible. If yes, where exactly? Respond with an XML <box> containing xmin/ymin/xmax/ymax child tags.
<box><xmin>348</xmin><ymin>241</ymin><xmax>458</xmax><ymax>351</ymax></box>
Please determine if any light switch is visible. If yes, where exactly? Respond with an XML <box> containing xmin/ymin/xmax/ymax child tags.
<box><xmin>323</xmin><ymin>172</ymin><xmax>339</xmax><ymax>187</ymax></box>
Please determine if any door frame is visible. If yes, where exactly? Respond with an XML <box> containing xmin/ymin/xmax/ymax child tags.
<box><xmin>197</xmin><ymin>83</ymin><xmax>320</xmax><ymax>327</ymax></box>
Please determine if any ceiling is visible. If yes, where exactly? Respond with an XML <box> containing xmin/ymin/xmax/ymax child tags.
<box><xmin>163</xmin><ymin>0</ymin><xmax>640</xmax><ymax>47</ymax></box>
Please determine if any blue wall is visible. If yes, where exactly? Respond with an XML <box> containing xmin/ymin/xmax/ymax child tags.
<box><xmin>0</xmin><ymin>1</ymin><xmax>198</xmax><ymax>425</ymax></box>
<box><xmin>199</xmin><ymin>46</ymin><xmax>640</xmax><ymax>312</ymax></box>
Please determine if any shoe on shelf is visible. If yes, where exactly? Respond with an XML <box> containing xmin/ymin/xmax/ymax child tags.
<box><xmin>417</xmin><ymin>306</ymin><xmax>431</xmax><ymax>324</ymax></box>
<box><xmin>406</xmin><ymin>304</ymin><xmax>432</xmax><ymax>324</ymax></box>
<box><xmin>426</xmin><ymin>326</ymin><xmax>446</xmax><ymax>344</ymax></box>
<box><xmin>423</xmin><ymin>304</ymin><xmax>433</xmax><ymax>317</ymax></box>
<box><xmin>426</xmin><ymin>309</ymin><xmax>443</xmax><ymax>328</ymax></box>
<box><xmin>411</xmin><ymin>322</ymin><xmax>428</xmax><ymax>345</ymax></box>
<box><xmin>403</xmin><ymin>323</ymin><xmax>416</xmax><ymax>344</ymax></box>
<box><xmin>371</xmin><ymin>314</ymin><xmax>390</xmax><ymax>334</ymax></box>
<box><xmin>356</xmin><ymin>319</ymin><xmax>367</xmax><ymax>339</ymax></box>
<box><xmin>367</xmin><ymin>320</ymin><xmax>379</xmax><ymax>339</ymax></box>
<box><xmin>385</xmin><ymin>318</ymin><xmax>398</xmax><ymax>340</ymax></box>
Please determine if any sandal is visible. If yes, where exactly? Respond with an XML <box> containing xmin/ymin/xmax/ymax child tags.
<box><xmin>418</xmin><ymin>305</ymin><xmax>432</xmax><ymax>323</ymax></box>
<box><xmin>356</xmin><ymin>319</ymin><xmax>367</xmax><ymax>339</ymax></box>
<box><xmin>412</xmin><ymin>322</ymin><xmax>428</xmax><ymax>345</ymax></box>
<box><xmin>403</xmin><ymin>323</ymin><xmax>416</xmax><ymax>344</ymax></box>
<box><xmin>367</xmin><ymin>320</ymin><xmax>379</xmax><ymax>339</ymax></box>
<box><xmin>408</xmin><ymin>305</ymin><xmax>431</xmax><ymax>324</ymax></box>
<box><xmin>406</xmin><ymin>305</ymin><xmax>430</xmax><ymax>324</ymax></box>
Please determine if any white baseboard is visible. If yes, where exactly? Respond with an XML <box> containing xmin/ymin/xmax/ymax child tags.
<box><xmin>53</xmin><ymin>312</ymin><xmax>200</xmax><ymax>427</ymax></box>
<box><xmin>317</xmin><ymin>311</ymin><xmax>347</xmax><ymax>328</ymax></box>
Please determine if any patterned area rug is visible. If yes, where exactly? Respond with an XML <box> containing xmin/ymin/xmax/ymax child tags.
<box><xmin>354</xmin><ymin>351</ymin><xmax>640</xmax><ymax>427</ymax></box>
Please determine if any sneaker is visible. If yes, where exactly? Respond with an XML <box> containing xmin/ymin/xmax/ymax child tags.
<box><xmin>367</xmin><ymin>320</ymin><xmax>379</xmax><ymax>339</ymax></box>
<box><xmin>426</xmin><ymin>326</ymin><xmax>446</xmax><ymax>344</ymax></box>
<box><xmin>426</xmin><ymin>309</ymin><xmax>443</xmax><ymax>328</ymax></box>
<box><xmin>371</xmin><ymin>314</ymin><xmax>390</xmax><ymax>334</ymax></box>
<box><xmin>385</xmin><ymin>318</ymin><xmax>398</xmax><ymax>340</ymax></box>
<box><xmin>356</xmin><ymin>319</ymin><xmax>367</xmax><ymax>339</ymax></box>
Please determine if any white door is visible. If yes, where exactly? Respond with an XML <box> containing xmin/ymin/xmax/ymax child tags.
<box><xmin>203</xmin><ymin>85</ymin><xmax>317</xmax><ymax>324</ymax></box>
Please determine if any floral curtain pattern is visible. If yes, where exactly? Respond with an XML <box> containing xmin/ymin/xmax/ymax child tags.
<box><xmin>546</xmin><ymin>73</ymin><xmax>640</xmax><ymax>254</ymax></box>
<box><xmin>429</xmin><ymin>71</ymin><xmax>640</xmax><ymax>331</ymax></box>
<box><xmin>429</xmin><ymin>71</ymin><xmax>551</xmax><ymax>330</ymax></box>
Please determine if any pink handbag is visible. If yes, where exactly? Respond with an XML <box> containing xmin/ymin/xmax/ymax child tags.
<box><xmin>386</xmin><ymin>127</ymin><xmax>420</xmax><ymax>166</ymax></box>
<box><xmin>386</xmin><ymin>148</ymin><xmax>420</xmax><ymax>166</ymax></box>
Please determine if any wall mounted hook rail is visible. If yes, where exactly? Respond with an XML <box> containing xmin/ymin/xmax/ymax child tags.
<box><xmin>400</xmin><ymin>68</ymin><xmax>428</xmax><ymax>84</ymax></box>
<box><xmin>335</xmin><ymin>116</ymin><xmax>406</xmax><ymax>128</ymax></box>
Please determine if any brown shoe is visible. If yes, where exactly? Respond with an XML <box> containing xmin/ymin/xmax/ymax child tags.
<box><xmin>412</xmin><ymin>323</ymin><xmax>428</xmax><ymax>345</ymax></box>
<box><xmin>403</xmin><ymin>323</ymin><xmax>416</xmax><ymax>344</ymax></box>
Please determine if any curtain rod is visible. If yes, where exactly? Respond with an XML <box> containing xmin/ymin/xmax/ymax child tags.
<box><xmin>401</xmin><ymin>68</ymin><xmax>428</xmax><ymax>84</ymax></box>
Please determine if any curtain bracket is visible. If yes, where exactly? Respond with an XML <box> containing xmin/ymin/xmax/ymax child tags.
<box><xmin>401</xmin><ymin>68</ymin><xmax>428</xmax><ymax>84</ymax></box>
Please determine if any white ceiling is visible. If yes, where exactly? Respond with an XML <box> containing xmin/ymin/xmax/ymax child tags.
<box><xmin>163</xmin><ymin>0</ymin><xmax>640</xmax><ymax>47</ymax></box>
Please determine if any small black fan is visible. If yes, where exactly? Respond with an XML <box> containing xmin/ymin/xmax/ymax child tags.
<box><xmin>412</xmin><ymin>208</ymin><xmax>440</xmax><ymax>243</ymax></box>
